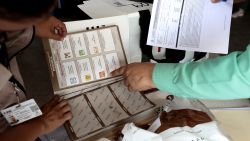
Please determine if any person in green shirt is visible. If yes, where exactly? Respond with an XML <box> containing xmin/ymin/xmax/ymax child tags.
<box><xmin>111</xmin><ymin>0</ymin><xmax>250</xmax><ymax>100</ymax></box>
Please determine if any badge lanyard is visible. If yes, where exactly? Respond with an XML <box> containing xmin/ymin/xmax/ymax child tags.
<box><xmin>0</xmin><ymin>32</ymin><xmax>26</xmax><ymax>103</ymax></box>
<box><xmin>0</xmin><ymin>32</ymin><xmax>42</xmax><ymax>126</ymax></box>
<box><xmin>11</xmin><ymin>82</ymin><xmax>21</xmax><ymax>106</ymax></box>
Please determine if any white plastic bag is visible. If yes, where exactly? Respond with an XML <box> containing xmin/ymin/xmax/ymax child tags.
<box><xmin>98</xmin><ymin>96</ymin><xmax>232</xmax><ymax>141</ymax></box>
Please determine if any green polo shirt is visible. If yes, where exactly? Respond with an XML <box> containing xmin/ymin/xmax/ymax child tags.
<box><xmin>152</xmin><ymin>45</ymin><xmax>250</xmax><ymax>100</ymax></box>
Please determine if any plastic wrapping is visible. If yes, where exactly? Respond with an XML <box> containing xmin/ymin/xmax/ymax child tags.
<box><xmin>99</xmin><ymin>95</ymin><xmax>232</xmax><ymax>141</ymax></box>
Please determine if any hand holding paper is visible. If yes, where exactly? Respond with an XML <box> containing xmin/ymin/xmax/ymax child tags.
<box><xmin>38</xmin><ymin>95</ymin><xmax>72</xmax><ymax>135</ymax></box>
<box><xmin>111</xmin><ymin>63</ymin><xmax>156</xmax><ymax>92</ymax></box>
<box><xmin>35</xmin><ymin>16</ymin><xmax>67</xmax><ymax>40</ymax></box>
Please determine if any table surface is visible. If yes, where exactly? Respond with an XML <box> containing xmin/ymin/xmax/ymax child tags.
<box><xmin>211</xmin><ymin>109</ymin><xmax>250</xmax><ymax>141</ymax></box>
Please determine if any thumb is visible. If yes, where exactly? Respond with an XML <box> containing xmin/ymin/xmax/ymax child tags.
<box><xmin>50</xmin><ymin>26</ymin><xmax>67</xmax><ymax>41</ymax></box>
<box><xmin>50</xmin><ymin>33</ymin><xmax>64</xmax><ymax>41</ymax></box>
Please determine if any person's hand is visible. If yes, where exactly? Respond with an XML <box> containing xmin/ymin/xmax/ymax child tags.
<box><xmin>211</xmin><ymin>0</ymin><xmax>222</xmax><ymax>3</ymax></box>
<box><xmin>35</xmin><ymin>16</ymin><xmax>67</xmax><ymax>41</ymax></box>
<box><xmin>37</xmin><ymin>95</ymin><xmax>72</xmax><ymax>135</ymax></box>
<box><xmin>111</xmin><ymin>63</ymin><xmax>156</xmax><ymax>92</ymax></box>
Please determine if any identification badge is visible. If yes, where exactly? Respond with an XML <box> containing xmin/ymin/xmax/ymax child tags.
<box><xmin>0</xmin><ymin>99</ymin><xmax>42</xmax><ymax>126</ymax></box>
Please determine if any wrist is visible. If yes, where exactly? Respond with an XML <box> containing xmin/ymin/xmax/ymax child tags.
<box><xmin>149</xmin><ymin>63</ymin><xmax>157</xmax><ymax>89</ymax></box>
<box><xmin>33</xmin><ymin>116</ymin><xmax>47</xmax><ymax>136</ymax></box>
<box><xmin>33</xmin><ymin>24</ymin><xmax>40</xmax><ymax>37</ymax></box>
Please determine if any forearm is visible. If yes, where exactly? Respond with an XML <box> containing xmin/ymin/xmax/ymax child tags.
<box><xmin>153</xmin><ymin>45</ymin><xmax>250</xmax><ymax>100</ymax></box>
<box><xmin>0</xmin><ymin>117</ymin><xmax>45</xmax><ymax>141</ymax></box>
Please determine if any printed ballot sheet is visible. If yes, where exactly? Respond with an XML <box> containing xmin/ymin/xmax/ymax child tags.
<box><xmin>43</xmin><ymin>26</ymin><xmax>127</xmax><ymax>94</ymax></box>
<box><xmin>65</xmin><ymin>81</ymin><xmax>156</xmax><ymax>140</ymax></box>
<box><xmin>110</xmin><ymin>82</ymin><xmax>154</xmax><ymax>115</ymax></box>
<box><xmin>147</xmin><ymin>0</ymin><xmax>233</xmax><ymax>54</ymax></box>
<box><xmin>86</xmin><ymin>87</ymin><xmax>129</xmax><ymax>126</ymax></box>
<box><xmin>68</xmin><ymin>95</ymin><xmax>103</xmax><ymax>137</ymax></box>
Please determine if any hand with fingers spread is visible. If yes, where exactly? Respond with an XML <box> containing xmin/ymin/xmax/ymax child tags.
<box><xmin>35</xmin><ymin>16</ymin><xmax>67</xmax><ymax>41</ymax></box>
<box><xmin>111</xmin><ymin>63</ymin><xmax>156</xmax><ymax>92</ymax></box>
<box><xmin>38</xmin><ymin>95</ymin><xmax>72</xmax><ymax>134</ymax></box>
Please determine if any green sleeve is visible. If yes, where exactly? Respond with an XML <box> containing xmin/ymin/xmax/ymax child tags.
<box><xmin>152</xmin><ymin>45</ymin><xmax>250</xmax><ymax>100</ymax></box>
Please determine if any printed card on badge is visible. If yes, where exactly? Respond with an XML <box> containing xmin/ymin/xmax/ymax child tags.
<box><xmin>92</xmin><ymin>55</ymin><xmax>108</xmax><ymax>79</ymax></box>
<box><xmin>1</xmin><ymin>99</ymin><xmax>42</xmax><ymax>126</ymax></box>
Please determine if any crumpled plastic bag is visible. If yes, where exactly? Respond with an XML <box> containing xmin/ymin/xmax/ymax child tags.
<box><xmin>98</xmin><ymin>96</ymin><xmax>231</xmax><ymax>141</ymax></box>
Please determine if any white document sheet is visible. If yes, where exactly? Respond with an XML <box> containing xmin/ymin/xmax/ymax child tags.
<box><xmin>127</xmin><ymin>12</ymin><xmax>143</xmax><ymax>62</ymax></box>
<box><xmin>147</xmin><ymin>0</ymin><xmax>233</xmax><ymax>54</ymax></box>
<box><xmin>78</xmin><ymin>0</ymin><xmax>150</xmax><ymax>63</ymax></box>
<box><xmin>79</xmin><ymin>0</ymin><xmax>124</xmax><ymax>18</ymax></box>
<box><xmin>65</xmin><ymin>15</ymin><xmax>131</xmax><ymax>63</ymax></box>
<box><xmin>79</xmin><ymin>0</ymin><xmax>152</xmax><ymax>18</ymax></box>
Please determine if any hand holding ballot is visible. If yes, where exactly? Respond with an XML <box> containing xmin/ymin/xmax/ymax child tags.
<box><xmin>111</xmin><ymin>63</ymin><xmax>156</xmax><ymax>92</ymax></box>
<box><xmin>38</xmin><ymin>95</ymin><xmax>72</xmax><ymax>135</ymax></box>
<box><xmin>35</xmin><ymin>16</ymin><xmax>67</xmax><ymax>41</ymax></box>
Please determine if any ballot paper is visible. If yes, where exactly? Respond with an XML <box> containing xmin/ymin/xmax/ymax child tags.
<box><xmin>43</xmin><ymin>25</ymin><xmax>127</xmax><ymax>95</ymax></box>
<box><xmin>77</xmin><ymin>1</ymin><xmax>149</xmax><ymax>63</ymax></box>
<box><xmin>147</xmin><ymin>0</ymin><xmax>233</xmax><ymax>54</ymax></box>
<box><xmin>64</xmin><ymin>81</ymin><xmax>157</xmax><ymax>140</ymax></box>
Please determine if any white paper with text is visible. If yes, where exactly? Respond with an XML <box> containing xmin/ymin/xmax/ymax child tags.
<box><xmin>147</xmin><ymin>0</ymin><xmax>233</xmax><ymax>54</ymax></box>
